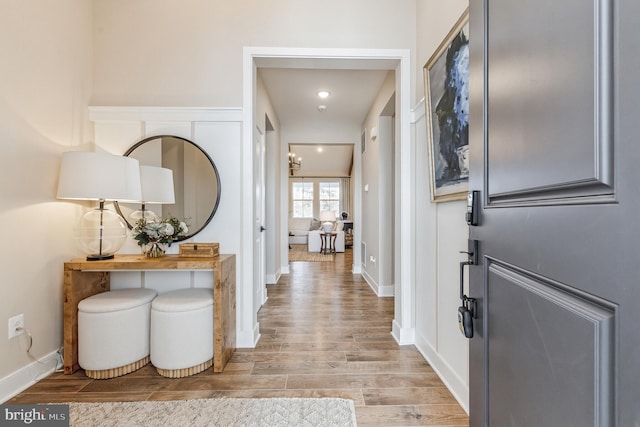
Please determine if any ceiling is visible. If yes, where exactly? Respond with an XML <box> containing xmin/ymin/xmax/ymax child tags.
<box><xmin>288</xmin><ymin>143</ymin><xmax>354</xmax><ymax>177</ymax></box>
<box><xmin>258</xmin><ymin>67</ymin><xmax>391</xmax><ymax>177</ymax></box>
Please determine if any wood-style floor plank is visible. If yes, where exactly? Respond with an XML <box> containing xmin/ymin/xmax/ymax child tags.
<box><xmin>8</xmin><ymin>249</ymin><xmax>469</xmax><ymax>426</ymax></box>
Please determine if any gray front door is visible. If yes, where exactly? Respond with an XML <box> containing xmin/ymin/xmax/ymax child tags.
<box><xmin>468</xmin><ymin>0</ymin><xmax>640</xmax><ymax>425</ymax></box>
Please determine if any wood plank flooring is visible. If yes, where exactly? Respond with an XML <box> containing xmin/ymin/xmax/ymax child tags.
<box><xmin>8</xmin><ymin>249</ymin><xmax>469</xmax><ymax>426</ymax></box>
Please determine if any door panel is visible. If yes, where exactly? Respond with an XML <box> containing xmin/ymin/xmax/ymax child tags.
<box><xmin>486</xmin><ymin>0</ymin><xmax>614</xmax><ymax>204</ymax></box>
<box><xmin>469</xmin><ymin>0</ymin><xmax>640</xmax><ymax>425</ymax></box>
<box><xmin>487</xmin><ymin>261</ymin><xmax>615</xmax><ymax>426</ymax></box>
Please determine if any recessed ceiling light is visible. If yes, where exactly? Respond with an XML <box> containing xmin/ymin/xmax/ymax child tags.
<box><xmin>317</xmin><ymin>147</ymin><xmax>323</xmax><ymax>152</ymax></box>
<box><xmin>317</xmin><ymin>90</ymin><xmax>330</xmax><ymax>99</ymax></box>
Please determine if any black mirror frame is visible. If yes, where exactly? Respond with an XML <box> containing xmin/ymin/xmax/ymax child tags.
<box><xmin>116</xmin><ymin>135</ymin><xmax>221</xmax><ymax>242</ymax></box>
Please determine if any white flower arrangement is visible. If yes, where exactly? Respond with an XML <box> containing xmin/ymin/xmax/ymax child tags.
<box><xmin>133</xmin><ymin>216</ymin><xmax>188</xmax><ymax>257</ymax></box>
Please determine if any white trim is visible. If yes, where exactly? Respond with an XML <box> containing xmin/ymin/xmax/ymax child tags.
<box><xmin>391</xmin><ymin>319</ymin><xmax>416</xmax><ymax>345</ymax></box>
<box><xmin>244</xmin><ymin>46</ymin><xmax>414</xmax><ymax>348</ymax></box>
<box><xmin>236</xmin><ymin>322</ymin><xmax>261</xmax><ymax>349</ymax></box>
<box><xmin>361</xmin><ymin>268</ymin><xmax>395</xmax><ymax>297</ymax></box>
<box><xmin>411</xmin><ymin>97</ymin><xmax>426</xmax><ymax>123</ymax></box>
<box><xmin>377</xmin><ymin>285</ymin><xmax>394</xmax><ymax>297</ymax></box>
<box><xmin>89</xmin><ymin>106</ymin><xmax>243</xmax><ymax>122</ymax></box>
<box><xmin>361</xmin><ymin>268</ymin><xmax>377</xmax><ymax>292</ymax></box>
<box><xmin>266</xmin><ymin>270</ymin><xmax>281</xmax><ymax>285</ymax></box>
<box><xmin>361</xmin><ymin>268</ymin><xmax>375</xmax><ymax>288</ymax></box>
<box><xmin>0</xmin><ymin>350</ymin><xmax>61</xmax><ymax>404</ymax></box>
<box><xmin>395</xmin><ymin>52</ymin><xmax>416</xmax><ymax>345</ymax></box>
<box><xmin>415</xmin><ymin>330</ymin><xmax>470</xmax><ymax>414</ymax></box>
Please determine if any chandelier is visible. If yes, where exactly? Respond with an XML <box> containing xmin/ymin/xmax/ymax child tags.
<box><xmin>288</xmin><ymin>152</ymin><xmax>302</xmax><ymax>172</ymax></box>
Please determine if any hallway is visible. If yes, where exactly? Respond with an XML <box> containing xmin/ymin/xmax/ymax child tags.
<box><xmin>9</xmin><ymin>250</ymin><xmax>468</xmax><ymax>426</ymax></box>
<box><xmin>262</xmin><ymin>250</ymin><xmax>468</xmax><ymax>425</ymax></box>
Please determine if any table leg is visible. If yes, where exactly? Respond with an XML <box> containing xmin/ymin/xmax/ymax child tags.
<box><xmin>63</xmin><ymin>270</ymin><xmax>110</xmax><ymax>374</ymax></box>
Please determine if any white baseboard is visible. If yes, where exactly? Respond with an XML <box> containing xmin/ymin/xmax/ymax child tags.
<box><xmin>377</xmin><ymin>284</ymin><xmax>394</xmax><ymax>297</ymax></box>
<box><xmin>0</xmin><ymin>350</ymin><xmax>62</xmax><ymax>404</ymax></box>
<box><xmin>391</xmin><ymin>319</ymin><xmax>415</xmax><ymax>345</ymax></box>
<box><xmin>361</xmin><ymin>269</ymin><xmax>394</xmax><ymax>297</ymax></box>
<box><xmin>414</xmin><ymin>330</ymin><xmax>469</xmax><ymax>413</ymax></box>
<box><xmin>236</xmin><ymin>322</ymin><xmax>261</xmax><ymax>348</ymax></box>
<box><xmin>266</xmin><ymin>269</ymin><xmax>281</xmax><ymax>285</ymax></box>
<box><xmin>361</xmin><ymin>269</ymin><xmax>378</xmax><ymax>294</ymax></box>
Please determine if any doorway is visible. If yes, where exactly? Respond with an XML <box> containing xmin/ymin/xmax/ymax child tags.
<box><xmin>241</xmin><ymin>47</ymin><xmax>414</xmax><ymax>348</ymax></box>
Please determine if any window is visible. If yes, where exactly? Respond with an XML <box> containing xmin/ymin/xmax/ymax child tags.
<box><xmin>319</xmin><ymin>182</ymin><xmax>340</xmax><ymax>214</ymax></box>
<box><xmin>292</xmin><ymin>182</ymin><xmax>313</xmax><ymax>217</ymax></box>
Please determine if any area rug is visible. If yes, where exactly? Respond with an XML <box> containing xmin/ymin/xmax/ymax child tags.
<box><xmin>289</xmin><ymin>244</ymin><xmax>334</xmax><ymax>262</ymax></box>
<box><xmin>68</xmin><ymin>398</ymin><xmax>357</xmax><ymax>427</ymax></box>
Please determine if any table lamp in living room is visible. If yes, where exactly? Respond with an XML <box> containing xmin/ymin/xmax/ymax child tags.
<box><xmin>319</xmin><ymin>210</ymin><xmax>336</xmax><ymax>233</ymax></box>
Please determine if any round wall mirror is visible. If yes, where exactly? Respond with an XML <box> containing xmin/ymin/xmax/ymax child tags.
<box><xmin>116</xmin><ymin>135</ymin><xmax>221</xmax><ymax>241</ymax></box>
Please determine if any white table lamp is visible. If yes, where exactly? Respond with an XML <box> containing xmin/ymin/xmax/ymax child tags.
<box><xmin>129</xmin><ymin>165</ymin><xmax>175</xmax><ymax>223</ymax></box>
<box><xmin>57</xmin><ymin>151</ymin><xmax>142</xmax><ymax>260</ymax></box>
<box><xmin>319</xmin><ymin>210</ymin><xmax>336</xmax><ymax>233</ymax></box>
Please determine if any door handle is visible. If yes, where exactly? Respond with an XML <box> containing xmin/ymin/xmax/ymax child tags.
<box><xmin>458</xmin><ymin>240</ymin><xmax>479</xmax><ymax>339</ymax></box>
<box><xmin>260</xmin><ymin>226</ymin><xmax>266</xmax><ymax>232</ymax></box>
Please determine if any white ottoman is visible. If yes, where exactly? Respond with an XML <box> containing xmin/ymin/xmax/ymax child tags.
<box><xmin>78</xmin><ymin>288</ymin><xmax>157</xmax><ymax>379</ymax></box>
<box><xmin>150</xmin><ymin>288</ymin><xmax>214</xmax><ymax>378</ymax></box>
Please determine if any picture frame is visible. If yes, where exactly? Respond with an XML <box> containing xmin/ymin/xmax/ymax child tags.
<box><xmin>424</xmin><ymin>8</ymin><xmax>470</xmax><ymax>202</ymax></box>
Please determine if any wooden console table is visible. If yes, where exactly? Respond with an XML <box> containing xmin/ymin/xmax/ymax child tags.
<box><xmin>63</xmin><ymin>254</ymin><xmax>236</xmax><ymax>375</ymax></box>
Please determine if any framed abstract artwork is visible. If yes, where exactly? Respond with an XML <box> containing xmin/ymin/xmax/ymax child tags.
<box><xmin>424</xmin><ymin>8</ymin><xmax>470</xmax><ymax>202</ymax></box>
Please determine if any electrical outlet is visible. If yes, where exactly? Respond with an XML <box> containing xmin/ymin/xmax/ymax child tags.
<box><xmin>8</xmin><ymin>314</ymin><xmax>24</xmax><ymax>339</ymax></box>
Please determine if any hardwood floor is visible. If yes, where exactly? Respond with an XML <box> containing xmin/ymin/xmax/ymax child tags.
<box><xmin>9</xmin><ymin>250</ymin><xmax>469</xmax><ymax>426</ymax></box>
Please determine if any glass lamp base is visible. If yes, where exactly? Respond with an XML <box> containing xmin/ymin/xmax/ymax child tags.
<box><xmin>129</xmin><ymin>209</ymin><xmax>159</xmax><ymax>224</ymax></box>
<box><xmin>74</xmin><ymin>207</ymin><xmax>127</xmax><ymax>261</ymax></box>
<box><xmin>86</xmin><ymin>253</ymin><xmax>115</xmax><ymax>261</ymax></box>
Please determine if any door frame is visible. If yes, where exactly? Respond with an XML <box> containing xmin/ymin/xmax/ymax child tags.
<box><xmin>253</xmin><ymin>125</ymin><xmax>267</xmax><ymax>312</ymax></box>
<box><xmin>241</xmin><ymin>47</ymin><xmax>414</xmax><ymax>347</ymax></box>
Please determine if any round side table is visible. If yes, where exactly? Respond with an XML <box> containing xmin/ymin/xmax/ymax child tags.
<box><xmin>320</xmin><ymin>232</ymin><xmax>337</xmax><ymax>254</ymax></box>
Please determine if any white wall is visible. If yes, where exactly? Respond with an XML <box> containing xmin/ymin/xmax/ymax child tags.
<box><xmin>92</xmin><ymin>0</ymin><xmax>418</xmax><ymax>107</ymax></box>
<box><xmin>88</xmin><ymin>107</ymin><xmax>246</xmax><ymax>328</ymax></box>
<box><xmin>361</xmin><ymin>72</ymin><xmax>396</xmax><ymax>295</ymax></box>
<box><xmin>0</xmin><ymin>0</ymin><xmax>94</xmax><ymax>401</ymax></box>
<box><xmin>361</xmin><ymin>122</ymin><xmax>380</xmax><ymax>286</ymax></box>
<box><xmin>256</xmin><ymin>74</ymin><xmax>282</xmax><ymax>285</ymax></box>
<box><xmin>414</xmin><ymin>0</ymin><xmax>470</xmax><ymax>412</ymax></box>
<box><xmin>378</xmin><ymin>116</ymin><xmax>395</xmax><ymax>292</ymax></box>
<box><xmin>415</xmin><ymin>0</ymin><xmax>470</xmax><ymax>103</ymax></box>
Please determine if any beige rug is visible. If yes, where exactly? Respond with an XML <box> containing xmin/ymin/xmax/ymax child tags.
<box><xmin>68</xmin><ymin>398</ymin><xmax>357</xmax><ymax>426</ymax></box>
<box><xmin>289</xmin><ymin>244</ymin><xmax>334</xmax><ymax>262</ymax></box>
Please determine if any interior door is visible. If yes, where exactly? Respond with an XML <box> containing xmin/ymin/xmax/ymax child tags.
<box><xmin>254</xmin><ymin>127</ymin><xmax>266</xmax><ymax>312</ymax></box>
<box><xmin>468</xmin><ymin>0</ymin><xmax>640</xmax><ymax>425</ymax></box>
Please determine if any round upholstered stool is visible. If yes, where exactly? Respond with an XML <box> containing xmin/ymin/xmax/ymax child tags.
<box><xmin>150</xmin><ymin>288</ymin><xmax>214</xmax><ymax>378</ymax></box>
<box><xmin>78</xmin><ymin>288</ymin><xmax>157</xmax><ymax>379</ymax></box>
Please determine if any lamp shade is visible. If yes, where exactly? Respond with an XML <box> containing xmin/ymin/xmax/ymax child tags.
<box><xmin>319</xmin><ymin>210</ymin><xmax>336</xmax><ymax>233</ymax></box>
<box><xmin>56</xmin><ymin>151</ymin><xmax>142</xmax><ymax>202</ymax></box>
<box><xmin>319</xmin><ymin>210</ymin><xmax>336</xmax><ymax>222</ymax></box>
<box><xmin>139</xmin><ymin>165</ymin><xmax>175</xmax><ymax>204</ymax></box>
